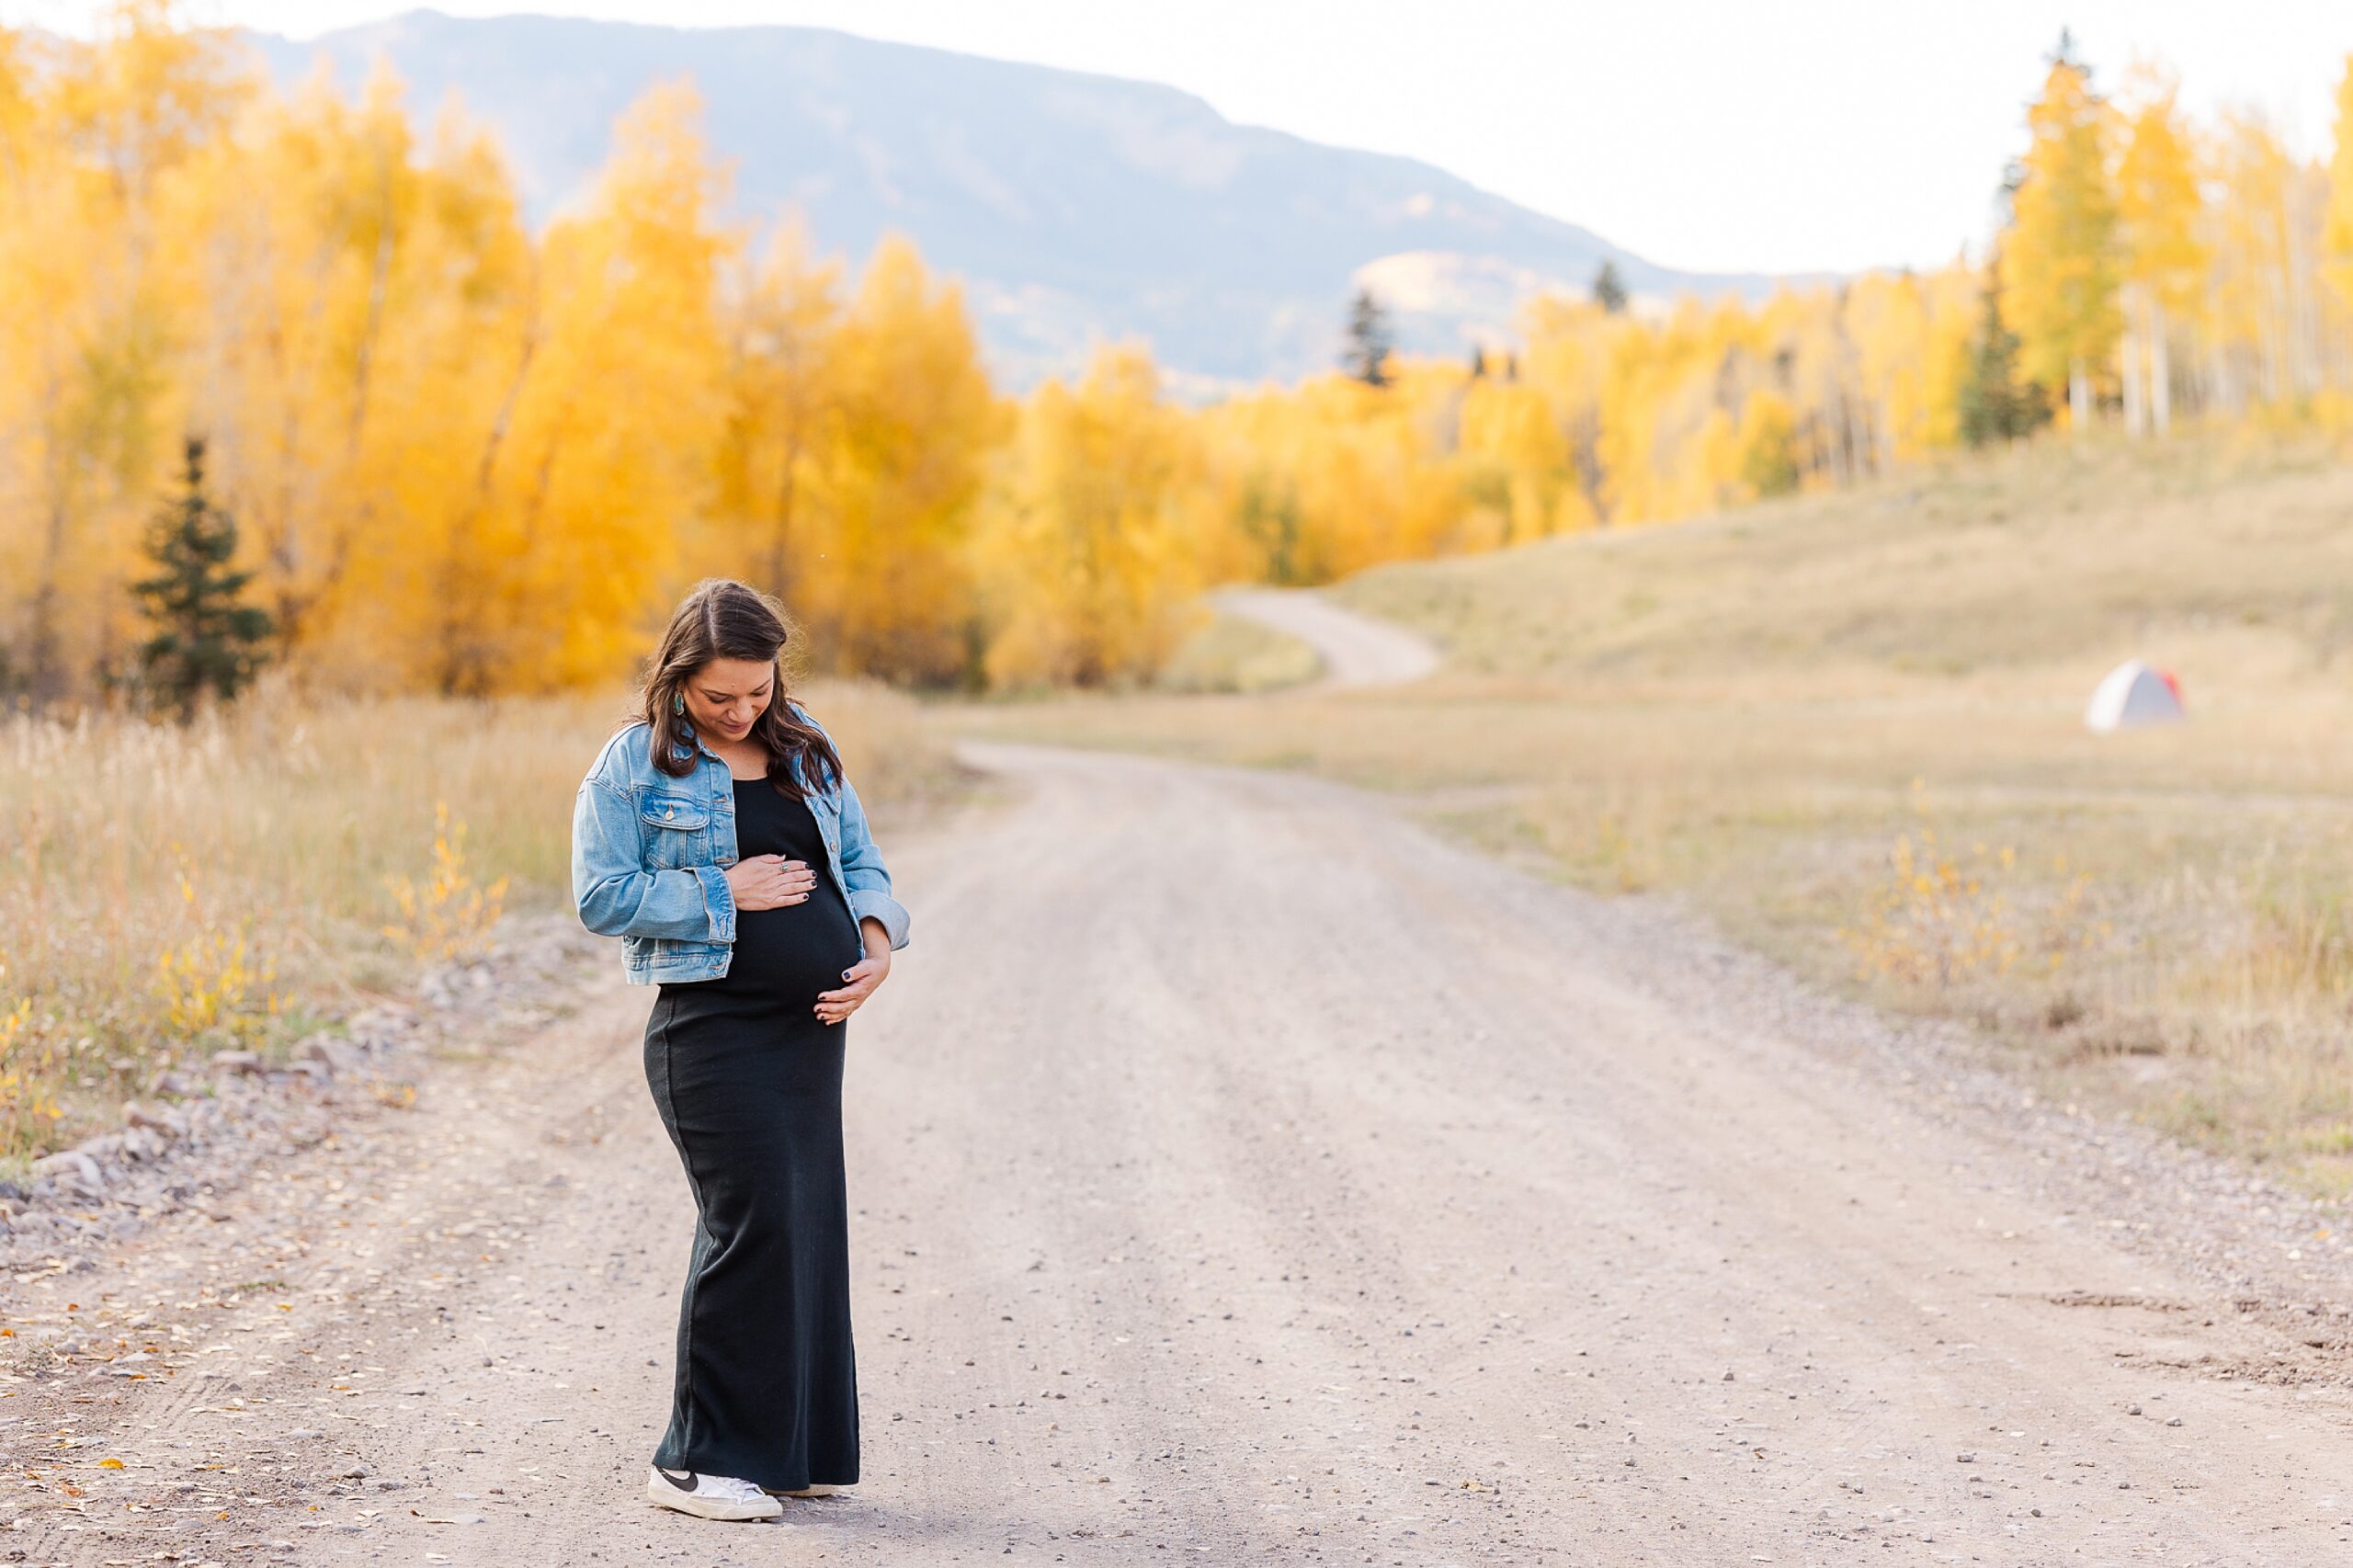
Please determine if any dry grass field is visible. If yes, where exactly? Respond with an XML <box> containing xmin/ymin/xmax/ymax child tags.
<box><xmin>1151</xmin><ymin>607</ymin><xmax>1323</xmax><ymax>694</ymax></box>
<box><xmin>0</xmin><ymin>678</ymin><xmax>960</xmax><ymax>1165</ymax></box>
<box><xmin>938</xmin><ymin>435</ymin><xmax>2353</xmax><ymax>1199</ymax></box>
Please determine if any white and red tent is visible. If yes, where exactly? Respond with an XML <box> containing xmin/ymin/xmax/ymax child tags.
<box><xmin>2086</xmin><ymin>660</ymin><xmax>2185</xmax><ymax>733</ymax></box>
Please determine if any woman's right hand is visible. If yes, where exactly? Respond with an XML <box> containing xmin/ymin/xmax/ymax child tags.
<box><xmin>726</xmin><ymin>854</ymin><xmax>816</xmax><ymax>911</ymax></box>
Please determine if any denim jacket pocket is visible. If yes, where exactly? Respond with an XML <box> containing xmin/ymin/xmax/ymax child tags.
<box><xmin>639</xmin><ymin>793</ymin><xmax>711</xmax><ymax>869</ymax></box>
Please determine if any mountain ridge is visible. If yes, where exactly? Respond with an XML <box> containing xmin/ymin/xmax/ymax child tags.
<box><xmin>248</xmin><ymin>9</ymin><xmax>1802</xmax><ymax>392</ymax></box>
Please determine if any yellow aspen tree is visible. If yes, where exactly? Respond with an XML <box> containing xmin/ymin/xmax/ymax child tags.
<box><xmin>809</xmin><ymin>236</ymin><xmax>1003</xmax><ymax>686</ymax></box>
<box><xmin>0</xmin><ymin>4</ymin><xmax>245</xmax><ymax>704</ymax></box>
<box><xmin>976</xmin><ymin>345</ymin><xmax>1200</xmax><ymax>688</ymax></box>
<box><xmin>1261</xmin><ymin>366</ymin><xmax>1463</xmax><ymax>575</ymax></box>
<box><xmin>2002</xmin><ymin>44</ymin><xmax>2122</xmax><ymax>429</ymax></box>
<box><xmin>1842</xmin><ymin>264</ymin><xmax>1974</xmax><ymax>461</ymax></box>
<box><xmin>1917</xmin><ymin>263</ymin><xmax>1983</xmax><ymax>451</ymax></box>
<box><xmin>1387</xmin><ymin>358</ymin><xmax>1487</xmax><ymax>559</ymax></box>
<box><xmin>2321</xmin><ymin>55</ymin><xmax>2353</xmax><ymax>408</ymax></box>
<box><xmin>1695</xmin><ymin>300</ymin><xmax>1774</xmax><ymax>506</ymax></box>
<box><xmin>0</xmin><ymin>25</ymin><xmax>54</xmax><ymax>691</ymax></box>
<box><xmin>1516</xmin><ymin>295</ymin><xmax>1619</xmax><ymax>523</ymax></box>
<box><xmin>1774</xmin><ymin>290</ymin><xmax>1873</xmax><ymax>486</ymax></box>
<box><xmin>1592</xmin><ymin>306</ymin><xmax>1677</xmax><ymax>523</ymax></box>
<box><xmin>1842</xmin><ymin>272</ymin><xmax>1927</xmax><ymax>460</ymax></box>
<box><xmin>1733</xmin><ymin>390</ymin><xmax>1801</xmax><ymax>498</ymax></box>
<box><xmin>1459</xmin><ymin>373</ymin><xmax>1586</xmax><ymax>543</ymax></box>
<box><xmin>1290</xmin><ymin>379</ymin><xmax>1385</xmax><ymax>572</ymax></box>
<box><xmin>713</xmin><ymin>218</ymin><xmax>845</xmax><ymax>610</ymax></box>
<box><xmin>1607</xmin><ymin>292</ymin><xmax>1809</xmax><ymax>517</ymax></box>
<box><xmin>2206</xmin><ymin>112</ymin><xmax>2321</xmax><ymax>413</ymax></box>
<box><xmin>2115</xmin><ymin>71</ymin><xmax>2207</xmax><ymax>436</ymax></box>
<box><xmin>333</xmin><ymin>107</ymin><xmax>539</xmax><ymax>687</ymax></box>
<box><xmin>458</xmin><ymin>78</ymin><xmax>736</xmax><ymax>692</ymax></box>
<box><xmin>69</xmin><ymin>6</ymin><xmax>2353</xmax><ymax>702</ymax></box>
<box><xmin>1192</xmin><ymin>391</ymin><xmax>1325</xmax><ymax>584</ymax></box>
<box><xmin>1220</xmin><ymin>381</ymin><xmax>1355</xmax><ymax>578</ymax></box>
<box><xmin>1180</xmin><ymin>392</ymin><xmax>1299</xmax><ymax>590</ymax></box>
<box><xmin>169</xmin><ymin>64</ymin><xmax>438</xmax><ymax>657</ymax></box>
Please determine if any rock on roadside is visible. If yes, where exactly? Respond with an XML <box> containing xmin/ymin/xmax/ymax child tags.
<box><xmin>0</xmin><ymin>915</ymin><xmax>599</xmax><ymax>1268</ymax></box>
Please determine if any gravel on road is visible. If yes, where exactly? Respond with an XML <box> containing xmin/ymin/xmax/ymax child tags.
<box><xmin>2</xmin><ymin>738</ymin><xmax>2347</xmax><ymax>1566</ymax></box>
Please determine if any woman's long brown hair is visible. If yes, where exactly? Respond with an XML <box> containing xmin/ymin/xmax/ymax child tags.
<box><xmin>641</xmin><ymin>579</ymin><xmax>842</xmax><ymax>801</ymax></box>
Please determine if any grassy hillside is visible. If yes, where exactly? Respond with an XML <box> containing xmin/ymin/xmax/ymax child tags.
<box><xmin>1336</xmin><ymin>436</ymin><xmax>2353</xmax><ymax>690</ymax></box>
<box><xmin>940</xmin><ymin>436</ymin><xmax>2353</xmax><ymax>1199</ymax></box>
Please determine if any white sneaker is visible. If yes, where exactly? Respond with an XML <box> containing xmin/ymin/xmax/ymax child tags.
<box><xmin>646</xmin><ymin>1465</ymin><xmax>784</xmax><ymax>1520</ymax></box>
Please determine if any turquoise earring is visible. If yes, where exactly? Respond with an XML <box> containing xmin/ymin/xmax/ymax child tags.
<box><xmin>673</xmin><ymin>692</ymin><xmax>686</xmax><ymax>715</ymax></box>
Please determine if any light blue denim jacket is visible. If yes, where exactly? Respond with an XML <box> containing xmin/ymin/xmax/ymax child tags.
<box><xmin>570</xmin><ymin>699</ymin><xmax>911</xmax><ymax>984</ymax></box>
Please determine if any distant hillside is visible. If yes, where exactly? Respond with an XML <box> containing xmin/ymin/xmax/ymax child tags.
<box><xmin>248</xmin><ymin>10</ymin><xmax>1793</xmax><ymax>392</ymax></box>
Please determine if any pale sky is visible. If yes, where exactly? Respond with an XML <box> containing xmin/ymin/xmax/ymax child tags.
<box><xmin>9</xmin><ymin>2</ymin><xmax>2350</xmax><ymax>275</ymax></box>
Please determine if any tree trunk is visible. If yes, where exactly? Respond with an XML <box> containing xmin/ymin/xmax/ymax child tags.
<box><xmin>437</xmin><ymin>304</ymin><xmax>540</xmax><ymax>697</ymax></box>
<box><xmin>2068</xmin><ymin>358</ymin><xmax>2091</xmax><ymax>430</ymax></box>
<box><xmin>2150</xmin><ymin>299</ymin><xmax>2172</xmax><ymax>437</ymax></box>
<box><xmin>310</xmin><ymin>146</ymin><xmax>402</xmax><ymax>657</ymax></box>
<box><xmin>27</xmin><ymin>340</ymin><xmax>76</xmax><ymax>707</ymax></box>
<box><xmin>2121</xmin><ymin>320</ymin><xmax>2144</xmax><ymax>438</ymax></box>
<box><xmin>344</xmin><ymin>149</ymin><xmax>397</xmax><ymax>467</ymax></box>
<box><xmin>25</xmin><ymin>493</ymin><xmax>70</xmax><ymax>707</ymax></box>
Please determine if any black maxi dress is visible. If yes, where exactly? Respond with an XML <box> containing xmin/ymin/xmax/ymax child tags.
<box><xmin>644</xmin><ymin>772</ymin><xmax>867</xmax><ymax>1491</ymax></box>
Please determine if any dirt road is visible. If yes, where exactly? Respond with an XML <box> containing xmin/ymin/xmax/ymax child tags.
<box><xmin>6</xmin><ymin>737</ymin><xmax>2351</xmax><ymax>1565</ymax></box>
<box><xmin>1211</xmin><ymin>587</ymin><xmax>1442</xmax><ymax>688</ymax></box>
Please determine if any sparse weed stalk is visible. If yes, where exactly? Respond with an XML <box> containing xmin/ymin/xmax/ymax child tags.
<box><xmin>1841</xmin><ymin>783</ymin><xmax>2101</xmax><ymax>992</ymax></box>
<box><xmin>381</xmin><ymin>801</ymin><xmax>513</xmax><ymax>964</ymax></box>
<box><xmin>2236</xmin><ymin>874</ymin><xmax>2353</xmax><ymax>1006</ymax></box>
<box><xmin>0</xmin><ymin>682</ymin><xmax>934</xmax><ymax>1162</ymax></box>
<box><xmin>1593</xmin><ymin>812</ymin><xmax>1648</xmax><ymax>893</ymax></box>
<box><xmin>154</xmin><ymin>926</ymin><xmax>281</xmax><ymax>1042</ymax></box>
<box><xmin>1528</xmin><ymin>788</ymin><xmax>1667</xmax><ymax>895</ymax></box>
<box><xmin>0</xmin><ymin>967</ymin><xmax>59</xmax><ymax>1151</ymax></box>
<box><xmin>153</xmin><ymin>857</ymin><xmax>287</xmax><ymax>1046</ymax></box>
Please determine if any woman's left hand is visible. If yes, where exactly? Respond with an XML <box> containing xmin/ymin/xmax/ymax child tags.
<box><xmin>815</xmin><ymin>939</ymin><xmax>890</xmax><ymax>1025</ymax></box>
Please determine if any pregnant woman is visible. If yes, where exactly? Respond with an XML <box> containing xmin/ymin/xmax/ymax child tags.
<box><xmin>571</xmin><ymin>578</ymin><xmax>911</xmax><ymax>1523</ymax></box>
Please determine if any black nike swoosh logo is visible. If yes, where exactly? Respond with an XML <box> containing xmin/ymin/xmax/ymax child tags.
<box><xmin>657</xmin><ymin>1468</ymin><xmax>699</xmax><ymax>1494</ymax></box>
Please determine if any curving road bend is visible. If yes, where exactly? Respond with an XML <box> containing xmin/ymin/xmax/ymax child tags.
<box><xmin>8</xmin><ymin>734</ymin><xmax>2351</xmax><ymax>1564</ymax></box>
<box><xmin>1210</xmin><ymin>586</ymin><xmax>1443</xmax><ymax>689</ymax></box>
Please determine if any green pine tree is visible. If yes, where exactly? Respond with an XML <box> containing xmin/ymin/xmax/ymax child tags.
<box><xmin>132</xmin><ymin>437</ymin><xmax>274</xmax><ymax>722</ymax></box>
<box><xmin>1592</xmin><ymin>259</ymin><xmax>1629</xmax><ymax>314</ymax></box>
<box><xmin>1958</xmin><ymin>272</ymin><xmax>2050</xmax><ymax>448</ymax></box>
<box><xmin>1343</xmin><ymin>288</ymin><xmax>1393</xmax><ymax>387</ymax></box>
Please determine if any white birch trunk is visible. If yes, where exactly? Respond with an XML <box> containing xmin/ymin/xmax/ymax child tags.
<box><xmin>2121</xmin><ymin>314</ymin><xmax>2145</xmax><ymax>438</ymax></box>
<box><xmin>2150</xmin><ymin>299</ymin><xmax>2172</xmax><ymax>436</ymax></box>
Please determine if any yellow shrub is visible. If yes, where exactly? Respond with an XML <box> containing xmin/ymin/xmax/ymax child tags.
<box><xmin>381</xmin><ymin>801</ymin><xmax>510</xmax><ymax>963</ymax></box>
<box><xmin>0</xmin><ymin>981</ymin><xmax>59</xmax><ymax>1152</ymax></box>
<box><xmin>151</xmin><ymin>861</ymin><xmax>286</xmax><ymax>1045</ymax></box>
<box><xmin>1841</xmin><ymin>786</ymin><xmax>2099</xmax><ymax>990</ymax></box>
<box><xmin>154</xmin><ymin>927</ymin><xmax>279</xmax><ymax>1041</ymax></box>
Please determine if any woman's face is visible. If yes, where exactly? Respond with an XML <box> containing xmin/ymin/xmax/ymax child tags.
<box><xmin>680</xmin><ymin>657</ymin><xmax>775</xmax><ymax>744</ymax></box>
